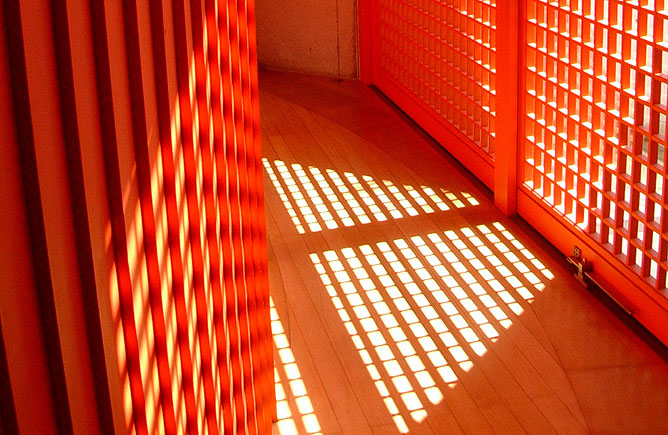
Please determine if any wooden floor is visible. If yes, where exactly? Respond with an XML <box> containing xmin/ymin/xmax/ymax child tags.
<box><xmin>259</xmin><ymin>69</ymin><xmax>668</xmax><ymax>435</ymax></box>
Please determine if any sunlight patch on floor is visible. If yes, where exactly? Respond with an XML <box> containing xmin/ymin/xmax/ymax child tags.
<box><xmin>271</xmin><ymin>299</ymin><xmax>323</xmax><ymax>435</ymax></box>
<box><xmin>262</xmin><ymin>158</ymin><xmax>480</xmax><ymax>234</ymax></box>
<box><xmin>310</xmin><ymin>222</ymin><xmax>552</xmax><ymax>433</ymax></box>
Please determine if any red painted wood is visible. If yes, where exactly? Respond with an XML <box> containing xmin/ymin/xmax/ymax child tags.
<box><xmin>358</xmin><ymin>0</ymin><xmax>374</xmax><ymax>84</ymax></box>
<box><xmin>494</xmin><ymin>0</ymin><xmax>520</xmax><ymax>215</ymax></box>
<box><xmin>1</xmin><ymin>0</ymin><xmax>273</xmax><ymax>432</ymax></box>
<box><xmin>0</xmin><ymin>6</ymin><xmax>60</xmax><ymax>431</ymax></box>
<box><xmin>363</xmin><ymin>0</ymin><xmax>668</xmax><ymax>345</ymax></box>
<box><xmin>246</xmin><ymin>1</ymin><xmax>276</xmax><ymax>428</ymax></box>
<box><xmin>185</xmin><ymin>0</ymin><xmax>223</xmax><ymax>431</ymax></box>
<box><xmin>519</xmin><ymin>191</ymin><xmax>668</xmax><ymax>344</ymax></box>
<box><xmin>374</xmin><ymin>69</ymin><xmax>495</xmax><ymax>189</ymax></box>
<box><xmin>518</xmin><ymin>0</ymin><xmax>668</xmax><ymax>344</ymax></box>
<box><xmin>88</xmin><ymin>0</ymin><xmax>150</xmax><ymax>430</ymax></box>
<box><xmin>369</xmin><ymin>0</ymin><xmax>498</xmax><ymax>181</ymax></box>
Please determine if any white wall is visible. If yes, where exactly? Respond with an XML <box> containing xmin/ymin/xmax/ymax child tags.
<box><xmin>255</xmin><ymin>0</ymin><xmax>358</xmax><ymax>78</ymax></box>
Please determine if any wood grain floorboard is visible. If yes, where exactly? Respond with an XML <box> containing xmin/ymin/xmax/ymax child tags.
<box><xmin>261</xmin><ymin>70</ymin><xmax>668</xmax><ymax>434</ymax></box>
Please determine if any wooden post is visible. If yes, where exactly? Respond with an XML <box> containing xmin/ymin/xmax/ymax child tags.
<box><xmin>494</xmin><ymin>0</ymin><xmax>520</xmax><ymax>215</ymax></box>
<box><xmin>358</xmin><ymin>0</ymin><xmax>374</xmax><ymax>84</ymax></box>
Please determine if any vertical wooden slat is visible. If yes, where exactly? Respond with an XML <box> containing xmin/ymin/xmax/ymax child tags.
<box><xmin>229</xmin><ymin>0</ymin><xmax>259</xmax><ymax>428</ymax></box>
<box><xmin>49</xmin><ymin>0</ymin><xmax>118</xmax><ymax>428</ymax></box>
<box><xmin>235</xmin><ymin>0</ymin><xmax>264</xmax><ymax>432</ymax></box>
<box><xmin>169</xmin><ymin>0</ymin><xmax>204</xmax><ymax>432</ymax></box>
<box><xmin>0</xmin><ymin>323</ymin><xmax>19</xmax><ymax>435</ymax></box>
<box><xmin>62</xmin><ymin>0</ymin><xmax>131</xmax><ymax>429</ymax></box>
<box><xmin>2</xmin><ymin>1</ymin><xmax>76</xmax><ymax>432</ymax></box>
<box><xmin>88</xmin><ymin>0</ymin><xmax>149</xmax><ymax>431</ymax></box>
<box><xmin>146</xmin><ymin>0</ymin><xmax>202</xmax><ymax>432</ymax></box>
<box><xmin>18</xmin><ymin>0</ymin><xmax>106</xmax><ymax>422</ymax></box>
<box><xmin>1</xmin><ymin>0</ymin><xmax>272</xmax><ymax>431</ymax></box>
<box><xmin>0</xmin><ymin>5</ymin><xmax>60</xmax><ymax>431</ymax></box>
<box><xmin>179</xmin><ymin>0</ymin><xmax>222</xmax><ymax>431</ymax></box>
<box><xmin>246</xmin><ymin>0</ymin><xmax>276</xmax><ymax>428</ymax></box>
<box><xmin>209</xmin><ymin>1</ymin><xmax>245</xmax><ymax>432</ymax></box>
<box><xmin>219</xmin><ymin>1</ymin><xmax>251</xmax><ymax>431</ymax></box>
<box><xmin>119</xmin><ymin>0</ymin><xmax>179</xmax><ymax>431</ymax></box>
<box><xmin>202</xmin><ymin>0</ymin><xmax>236</xmax><ymax>430</ymax></box>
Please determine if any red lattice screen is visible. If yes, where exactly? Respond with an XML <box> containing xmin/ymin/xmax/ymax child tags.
<box><xmin>364</xmin><ymin>0</ymin><xmax>668</xmax><ymax>344</ymax></box>
<box><xmin>373</xmin><ymin>0</ymin><xmax>498</xmax><ymax>186</ymax></box>
<box><xmin>522</xmin><ymin>0</ymin><xmax>668</xmax><ymax>292</ymax></box>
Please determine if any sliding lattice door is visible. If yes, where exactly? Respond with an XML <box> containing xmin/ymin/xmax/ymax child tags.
<box><xmin>518</xmin><ymin>0</ymin><xmax>668</xmax><ymax>340</ymax></box>
<box><xmin>363</xmin><ymin>0</ymin><xmax>668</xmax><ymax>344</ymax></box>
<box><xmin>369</xmin><ymin>0</ymin><xmax>498</xmax><ymax>187</ymax></box>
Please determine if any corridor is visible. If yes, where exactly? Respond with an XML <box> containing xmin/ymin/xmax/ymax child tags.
<box><xmin>259</xmin><ymin>70</ymin><xmax>668</xmax><ymax>434</ymax></box>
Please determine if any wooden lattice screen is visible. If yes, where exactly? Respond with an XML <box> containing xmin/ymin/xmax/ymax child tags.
<box><xmin>0</xmin><ymin>0</ymin><xmax>273</xmax><ymax>433</ymax></box>
<box><xmin>362</xmin><ymin>0</ymin><xmax>668</xmax><ymax>344</ymax></box>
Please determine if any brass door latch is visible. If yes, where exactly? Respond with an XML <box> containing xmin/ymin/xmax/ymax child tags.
<box><xmin>567</xmin><ymin>246</ymin><xmax>593</xmax><ymax>287</ymax></box>
<box><xmin>566</xmin><ymin>246</ymin><xmax>633</xmax><ymax>315</ymax></box>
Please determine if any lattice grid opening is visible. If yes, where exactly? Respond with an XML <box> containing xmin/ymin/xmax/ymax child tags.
<box><xmin>522</xmin><ymin>0</ymin><xmax>668</xmax><ymax>290</ymax></box>
<box><xmin>378</xmin><ymin>0</ymin><xmax>498</xmax><ymax>155</ymax></box>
